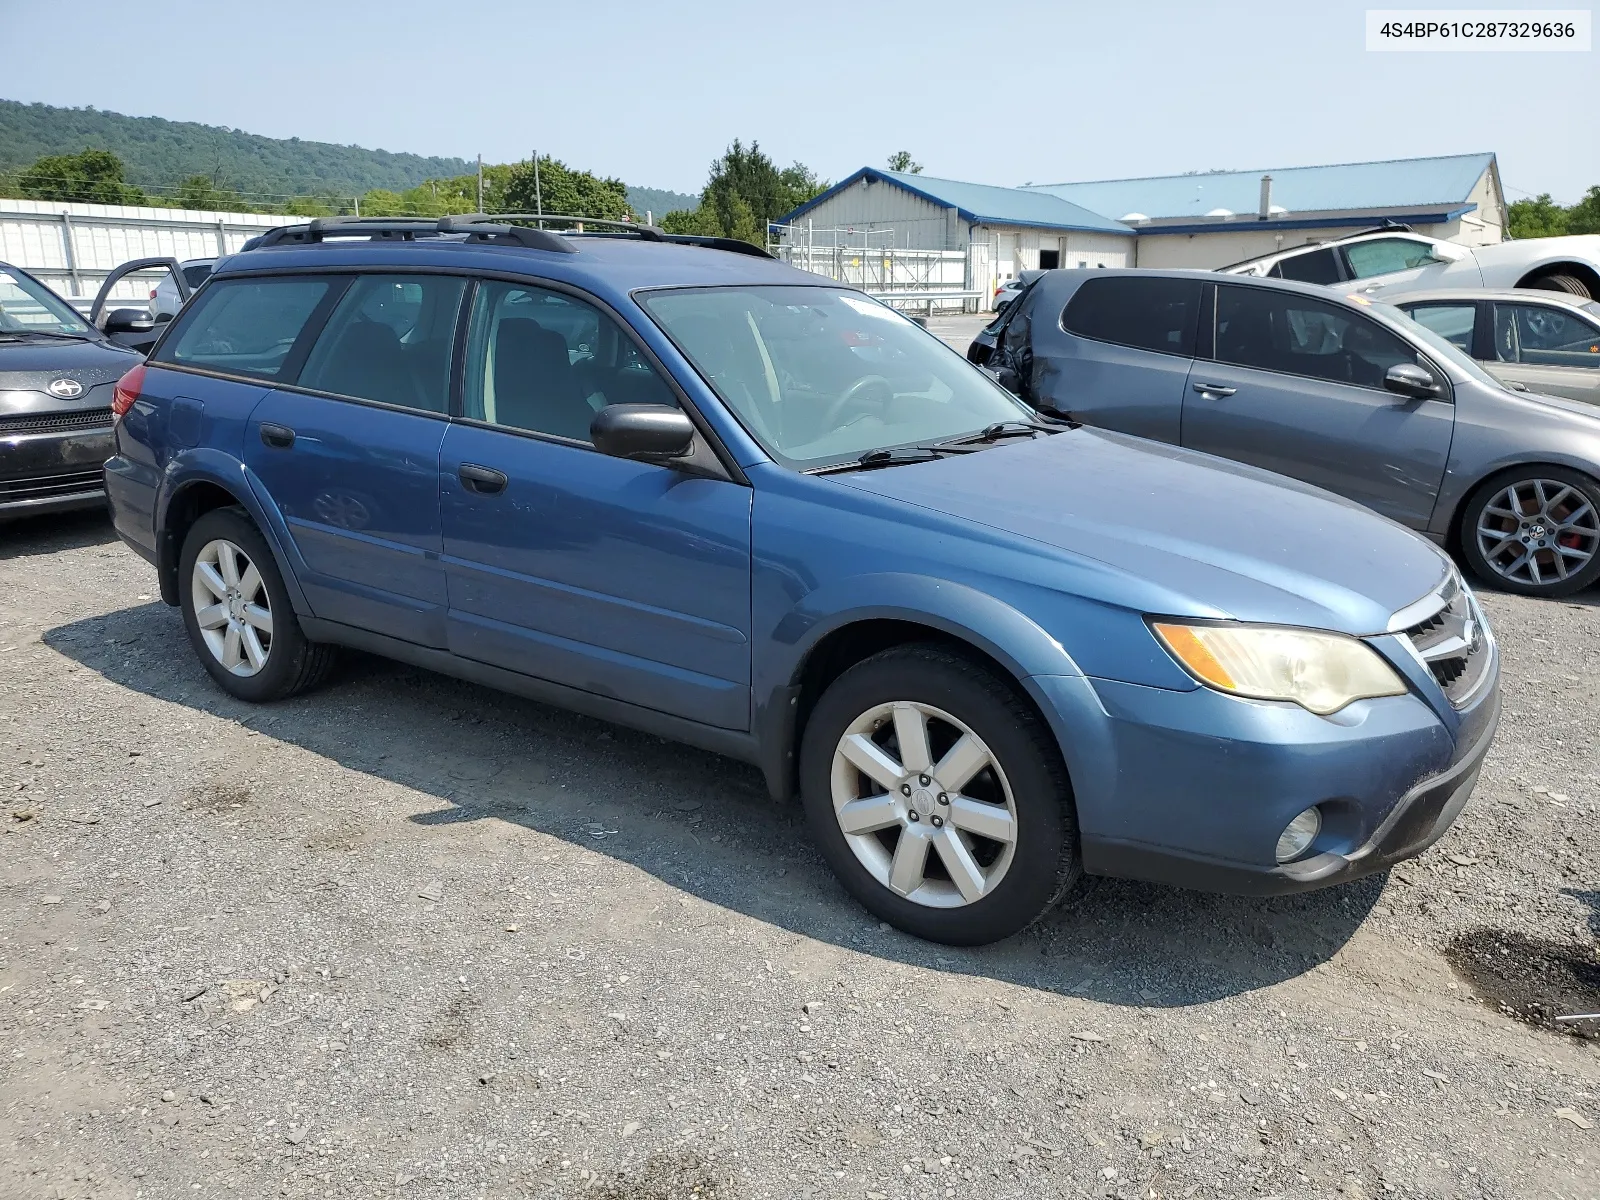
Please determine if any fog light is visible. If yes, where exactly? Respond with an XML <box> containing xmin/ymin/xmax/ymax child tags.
<box><xmin>1275</xmin><ymin>807</ymin><xmax>1322</xmax><ymax>863</ymax></box>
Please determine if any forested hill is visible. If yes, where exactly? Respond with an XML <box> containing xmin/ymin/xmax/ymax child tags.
<box><xmin>0</xmin><ymin>99</ymin><xmax>699</xmax><ymax>215</ymax></box>
<box><xmin>0</xmin><ymin>99</ymin><xmax>475</xmax><ymax>203</ymax></box>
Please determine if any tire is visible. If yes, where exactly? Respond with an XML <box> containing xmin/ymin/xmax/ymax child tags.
<box><xmin>1528</xmin><ymin>273</ymin><xmax>1593</xmax><ymax>300</ymax></box>
<box><xmin>178</xmin><ymin>506</ymin><xmax>336</xmax><ymax>701</ymax></box>
<box><xmin>1458</xmin><ymin>466</ymin><xmax>1600</xmax><ymax>598</ymax></box>
<box><xmin>799</xmin><ymin>644</ymin><xmax>1079</xmax><ymax>945</ymax></box>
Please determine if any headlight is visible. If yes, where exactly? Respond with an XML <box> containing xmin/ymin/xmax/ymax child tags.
<box><xmin>1150</xmin><ymin>621</ymin><xmax>1407</xmax><ymax>715</ymax></box>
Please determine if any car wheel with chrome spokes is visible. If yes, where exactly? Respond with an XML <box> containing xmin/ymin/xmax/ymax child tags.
<box><xmin>800</xmin><ymin>645</ymin><xmax>1078</xmax><ymax>944</ymax></box>
<box><xmin>1460</xmin><ymin>466</ymin><xmax>1600</xmax><ymax>598</ymax></box>
<box><xmin>178</xmin><ymin>506</ymin><xmax>337</xmax><ymax>701</ymax></box>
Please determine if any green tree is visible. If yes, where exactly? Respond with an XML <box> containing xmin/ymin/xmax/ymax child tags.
<box><xmin>170</xmin><ymin>173</ymin><xmax>249</xmax><ymax>212</ymax></box>
<box><xmin>1566</xmin><ymin>185</ymin><xmax>1600</xmax><ymax>236</ymax></box>
<box><xmin>15</xmin><ymin>148</ymin><xmax>144</xmax><ymax>204</ymax></box>
<box><xmin>1508</xmin><ymin>193</ymin><xmax>1570</xmax><ymax>239</ymax></box>
<box><xmin>502</xmin><ymin>156</ymin><xmax>633</xmax><ymax>221</ymax></box>
<box><xmin>664</xmin><ymin>140</ymin><xmax>828</xmax><ymax>246</ymax></box>
<box><xmin>886</xmin><ymin>150</ymin><xmax>923</xmax><ymax>174</ymax></box>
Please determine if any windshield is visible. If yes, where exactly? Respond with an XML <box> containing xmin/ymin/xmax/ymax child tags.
<box><xmin>0</xmin><ymin>267</ymin><xmax>91</xmax><ymax>335</ymax></box>
<box><xmin>640</xmin><ymin>286</ymin><xmax>1032</xmax><ymax>468</ymax></box>
<box><xmin>1370</xmin><ymin>300</ymin><xmax>1509</xmax><ymax>391</ymax></box>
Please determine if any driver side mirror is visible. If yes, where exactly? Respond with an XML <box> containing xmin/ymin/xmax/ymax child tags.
<box><xmin>590</xmin><ymin>404</ymin><xmax>695</xmax><ymax>462</ymax></box>
<box><xmin>1428</xmin><ymin>242</ymin><xmax>1470</xmax><ymax>263</ymax></box>
<box><xmin>1385</xmin><ymin>362</ymin><xmax>1442</xmax><ymax>400</ymax></box>
<box><xmin>103</xmin><ymin>307</ymin><xmax>155</xmax><ymax>335</ymax></box>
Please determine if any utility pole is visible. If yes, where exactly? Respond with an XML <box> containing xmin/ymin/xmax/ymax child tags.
<box><xmin>476</xmin><ymin>154</ymin><xmax>484</xmax><ymax>214</ymax></box>
<box><xmin>353</xmin><ymin>195</ymin><xmax>360</xmax><ymax>217</ymax></box>
<box><xmin>532</xmin><ymin>151</ymin><xmax>543</xmax><ymax>216</ymax></box>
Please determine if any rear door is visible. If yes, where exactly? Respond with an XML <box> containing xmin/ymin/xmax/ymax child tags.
<box><xmin>1487</xmin><ymin>299</ymin><xmax>1600</xmax><ymax>405</ymax></box>
<box><xmin>243</xmin><ymin>272</ymin><xmax>468</xmax><ymax>647</ymax></box>
<box><xmin>1046</xmin><ymin>274</ymin><xmax>1203</xmax><ymax>443</ymax></box>
<box><xmin>439</xmin><ymin>279</ymin><xmax>753</xmax><ymax>730</ymax></box>
<box><xmin>1180</xmin><ymin>283</ymin><xmax>1455</xmax><ymax>529</ymax></box>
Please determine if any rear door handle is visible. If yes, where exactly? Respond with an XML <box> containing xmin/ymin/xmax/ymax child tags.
<box><xmin>259</xmin><ymin>422</ymin><xmax>295</xmax><ymax>448</ymax></box>
<box><xmin>458</xmin><ymin>463</ymin><xmax>508</xmax><ymax>495</ymax></box>
<box><xmin>1192</xmin><ymin>383</ymin><xmax>1237</xmax><ymax>398</ymax></box>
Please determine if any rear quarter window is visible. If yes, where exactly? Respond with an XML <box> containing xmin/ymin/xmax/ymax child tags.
<box><xmin>155</xmin><ymin>276</ymin><xmax>335</xmax><ymax>380</ymax></box>
<box><xmin>1061</xmin><ymin>276</ymin><xmax>1202</xmax><ymax>357</ymax></box>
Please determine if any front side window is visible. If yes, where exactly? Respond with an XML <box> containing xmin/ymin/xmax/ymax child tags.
<box><xmin>1269</xmin><ymin>247</ymin><xmax>1342</xmax><ymax>286</ymax></box>
<box><xmin>1215</xmin><ymin>285</ymin><xmax>1425</xmax><ymax>390</ymax></box>
<box><xmin>0</xmin><ymin>266</ymin><xmax>91</xmax><ymax>335</ymax></box>
<box><xmin>1403</xmin><ymin>303</ymin><xmax>1476</xmax><ymax>353</ymax></box>
<box><xmin>641</xmin><ymin>285</ymin><xmax>1030</xmax><ymax>468</ymax></box>
<box><xmin>1341</xmin><ymin>238</ymin><xmax>1437</xmax><ymax>280</ymax></box>
<box><xmin>463</xmin><ymin>281</ymin><xmax>678</xmax><ymax>442</ymax></box>
<box><xmin>1061</xmin><ymin>275</ymin><xmax>1201</xmax><ymax>357</ymax></box>
<box><xmin>1492</xmin><ymin>302</ymin><xmax>1600</xmax><ymax>369</ymax></box>
<box><xmin>160</xmin><ymin>276</ymin><xmax>332</xmax><ymax>379</ymax></box>
<box><xmin>298</xmin><ymin>274</ymin><xmax>466</xmax><ymax>413</ymax></box>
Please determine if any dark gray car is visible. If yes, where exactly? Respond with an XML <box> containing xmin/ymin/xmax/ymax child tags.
<box><xmin>969</xmin><ymin>268</ymin><xmax>1600</xmax><ymax>598</ymax></box>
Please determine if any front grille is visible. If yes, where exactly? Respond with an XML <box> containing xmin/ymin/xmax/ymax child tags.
<box><xmin>0</xmin><ymin>407</ymin><xmax>114</xmax><ymax>436</ymax></box>
<box><xmin>1398</xmin><ymin>575</ymin><xmax>1492</xmax><ymax>708</ymax></box>
<box><xmin>0</xmin><ymin>469</ymin><xmax>104</xmax><ymax>502</ymax></box>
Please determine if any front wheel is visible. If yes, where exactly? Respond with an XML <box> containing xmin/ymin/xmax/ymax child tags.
<box><xmin>178</xmin><ymin>507</ymin><xmax>336</xmax><ymax>701</ymax></box>
<box><xmin>1459</xmin><ymin>467</ymin><xmax>1600</xmax><ymax>597</ymax></box>
<box><xmin>1528</xmin><ymin>273</ymin><xmax>1594</xmax><ymax>300</ymax></box>
<box><xmin>799</xmin><ymin>645</ymin><xmax>1079</xmax><ymax>945</ymax></box>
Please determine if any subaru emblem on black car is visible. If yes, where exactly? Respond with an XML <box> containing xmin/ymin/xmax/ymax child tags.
<box><xmin>48</xmin><ymin>377</ymin><xmax>85</xmax><ymax>399</ymax></box>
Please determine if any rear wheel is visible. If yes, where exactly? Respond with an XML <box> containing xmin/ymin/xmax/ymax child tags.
<box><xmin>799</xmin><ymin>645</ymin><xmax>1078</xmax><ymax>945</ymax></box>
<box><xmin>1528</xmin><ymin>273</ymin><xmax>1594</xmax><ymax>300</ymax></box>
<box><xmin>1459</xmin><ymin>467</ymin><xmax>1600</xmax><ymax>597</ymax></box>
<box><xmin>178</xmin><ymin>507</ymin><xmax>336</xmax><ymax>701</ymax></box>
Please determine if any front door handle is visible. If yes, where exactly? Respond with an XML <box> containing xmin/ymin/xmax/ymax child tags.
<box><xmin>259</xmin><ymin>422</ymin><xmax>295</xmax><ymax>448</ymax></box>
<box><xmin>1192</xmin><ymin>383</ymin><xmax>1237</xmax><ymax>398</ymax></box>
<box><xmin>458</xmin><ymin>463</ymin><xmax>508</xmax><ymax>495</ymax></box>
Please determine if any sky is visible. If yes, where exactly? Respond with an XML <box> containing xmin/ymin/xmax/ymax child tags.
<box><xmin>1</xmin><ymin>0</ymin><xmax>1595</xmax><ymax>203</ymax></box>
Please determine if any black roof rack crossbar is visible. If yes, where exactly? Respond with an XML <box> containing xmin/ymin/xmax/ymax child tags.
<box><xmin>433</xmin><ymin>216</ymin><xmax>575</xmax><ymax>253</ymax></box>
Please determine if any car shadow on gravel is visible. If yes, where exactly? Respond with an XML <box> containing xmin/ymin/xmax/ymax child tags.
<box><xmin>1</xmin><ymin>509</ymin><xmax>118</xmax><ymax>559</ymax></box>
<box><xmin>46</xmin><ymin>602</ymin><xmax>1382</xmax><ymax>1009</ymax></box>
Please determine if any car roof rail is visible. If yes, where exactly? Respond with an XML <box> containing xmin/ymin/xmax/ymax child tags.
<box><xmin>471</xmin><ymin>213</ymin><xmax>777</xmax><ymax>259</ymax></box>
<box><xmin>242</xmin><ymin>212</ymin><xmax>775</xmax><ymax>259</ymax></box>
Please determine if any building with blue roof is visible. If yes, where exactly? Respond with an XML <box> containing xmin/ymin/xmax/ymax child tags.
<box><xmin>773</xmin><ymin>153</ymin><xmax>1506</xmax><ymax>302</ymax></box>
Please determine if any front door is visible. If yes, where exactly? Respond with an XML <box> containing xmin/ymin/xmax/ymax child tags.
<box><xmin>439</xmin><ymin>279</ymin><xmax>753</xmax><ymax>730</ymax></box>
<box><xmin>244</xmin><ymin>272</ymin><xmax>467</xmax><ymax>647</ymax></box>
<box><xmin>1488</xmin><ymin>299</ymin><xmax>1600</xmax><ymax>405</ymax></box>
<box><xmin>1181</xmin><ymin>283</ymin><xmax>1455</xmax><ymax>529</ymax></box>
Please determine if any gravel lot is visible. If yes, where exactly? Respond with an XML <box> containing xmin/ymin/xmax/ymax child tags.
<box><xmin>2</xmin><ymin>507</ymin><xmax>1597</xmax><ymax>1200</ymax></box>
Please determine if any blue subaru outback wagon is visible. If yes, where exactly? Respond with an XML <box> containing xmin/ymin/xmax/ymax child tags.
<box><xmin>105</xmin><ymin>215</ymin><xmax>1500</xmax><ymax>945</ymax></box>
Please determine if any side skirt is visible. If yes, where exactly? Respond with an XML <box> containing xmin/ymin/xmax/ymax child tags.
<box><xmin>299</xmin><ymin>616</ymin><xmax>764</xmax><ymax>776</ymax></box>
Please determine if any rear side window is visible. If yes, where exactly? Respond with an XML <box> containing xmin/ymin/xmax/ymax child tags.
<box><xmin>159</xmin><ymin>277</ymin><xmax>332</xmax><ymax>379</ymax></box>
<box><xmin>1269</xmin><ymin>247</ymin><xmax>1343</xmax><ymax>285</ymax></box>
<box><xmin>298</xmin><ymin>274</ymin><xmax>468</xmax><ymax>414</ymax></box>
<box><xmin>1215</xmin><ymin>284</ymin><xmax>1424</xmax><ymax>390</ymax></box>
<box><xmin>181</xmin><ymin>264</ymin><xmax>213</xmax><ymax>289</ymax></box>
<box><xmin>1062</xmin><ymin>276</ymin><xmax>1201</xmax><ymax>357</ymax></box>
<box><xmin>1404</xmin><ymin>303</ymin><xmax>1476</xmax><ymax>352</ymax></box>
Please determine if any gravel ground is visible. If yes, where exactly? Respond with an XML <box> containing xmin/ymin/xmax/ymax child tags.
<box><xmin>2</xmin><ymin>510</ymin><xmax>1597</xmax><ymax>1200</ymax></box>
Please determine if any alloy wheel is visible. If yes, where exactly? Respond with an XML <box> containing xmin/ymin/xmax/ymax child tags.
<box><xmin>191</xmin><ymin>538</ymin><xmax>274</xmax><ymax>677</ymax></box>
<box><xmin>1474</xmin><ymin>478</ymin><xmax>1600</xmax><ymax>588</ymax></box>
<box><xmin>829</xmin><ymin>701</ymin><xmax>1018</xmax><ymax>909</ymax></box>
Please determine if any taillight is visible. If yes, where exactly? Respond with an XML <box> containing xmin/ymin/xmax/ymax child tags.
<box><xmin>149</xmin><ymin>288</ymin><xmax>158</xmax><ymax>300</ymax></box>
<box><xmin>111</xmin><ymin>363</ymin><xmax>146</xmax><ymax>420</ymax></box>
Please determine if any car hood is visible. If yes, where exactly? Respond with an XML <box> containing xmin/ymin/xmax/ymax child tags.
<box><xmin>0</xmin><ymin>336</ymin><xmax>140</xmax><ymax>414</ymax></box>
<box><xmin>835</xmin><ymin>428</ymin><xmax>1452</xmax><ymax>635</ymax></box>
<box><xmin>1477</xmin><ymin>233</ymin><xmax>1600</xmax><ymax>265</ymax></box>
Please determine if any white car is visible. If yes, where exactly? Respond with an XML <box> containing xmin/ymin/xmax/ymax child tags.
<box><xmin>1220</xmin><ymin>226</ymin><xmax>1600</xmax><ymax>302</ymax></box>
<box><xmin>149</xmin><ymin>258</ymin><xmax>216</xmax><ymax>322</ymax></box>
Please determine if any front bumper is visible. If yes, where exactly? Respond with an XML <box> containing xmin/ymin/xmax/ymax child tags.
<box><xmin>1028</xmin><ymin>632</ymin><xmax>1500</xmax><ymax>896</ymax></box>
<box><xmin>0</xmin><ymin>426</ymin><xmax>114</xmax><ymax>520</ymax></box>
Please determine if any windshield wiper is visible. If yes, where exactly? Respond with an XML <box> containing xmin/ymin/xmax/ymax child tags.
<box><xmin>938</xmin><ymin>419</ymin><xmax>1062</xmax><ymax>447</ymax></box>
<box><xmin>806</xmin><ymin>445</ymin><xmax>977</xmax><ymax>475</ymax></box>
<box><xmin>0</xmin><ymin>330</ymin><xmax>92</xmax><ymax>342</ymax></box>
